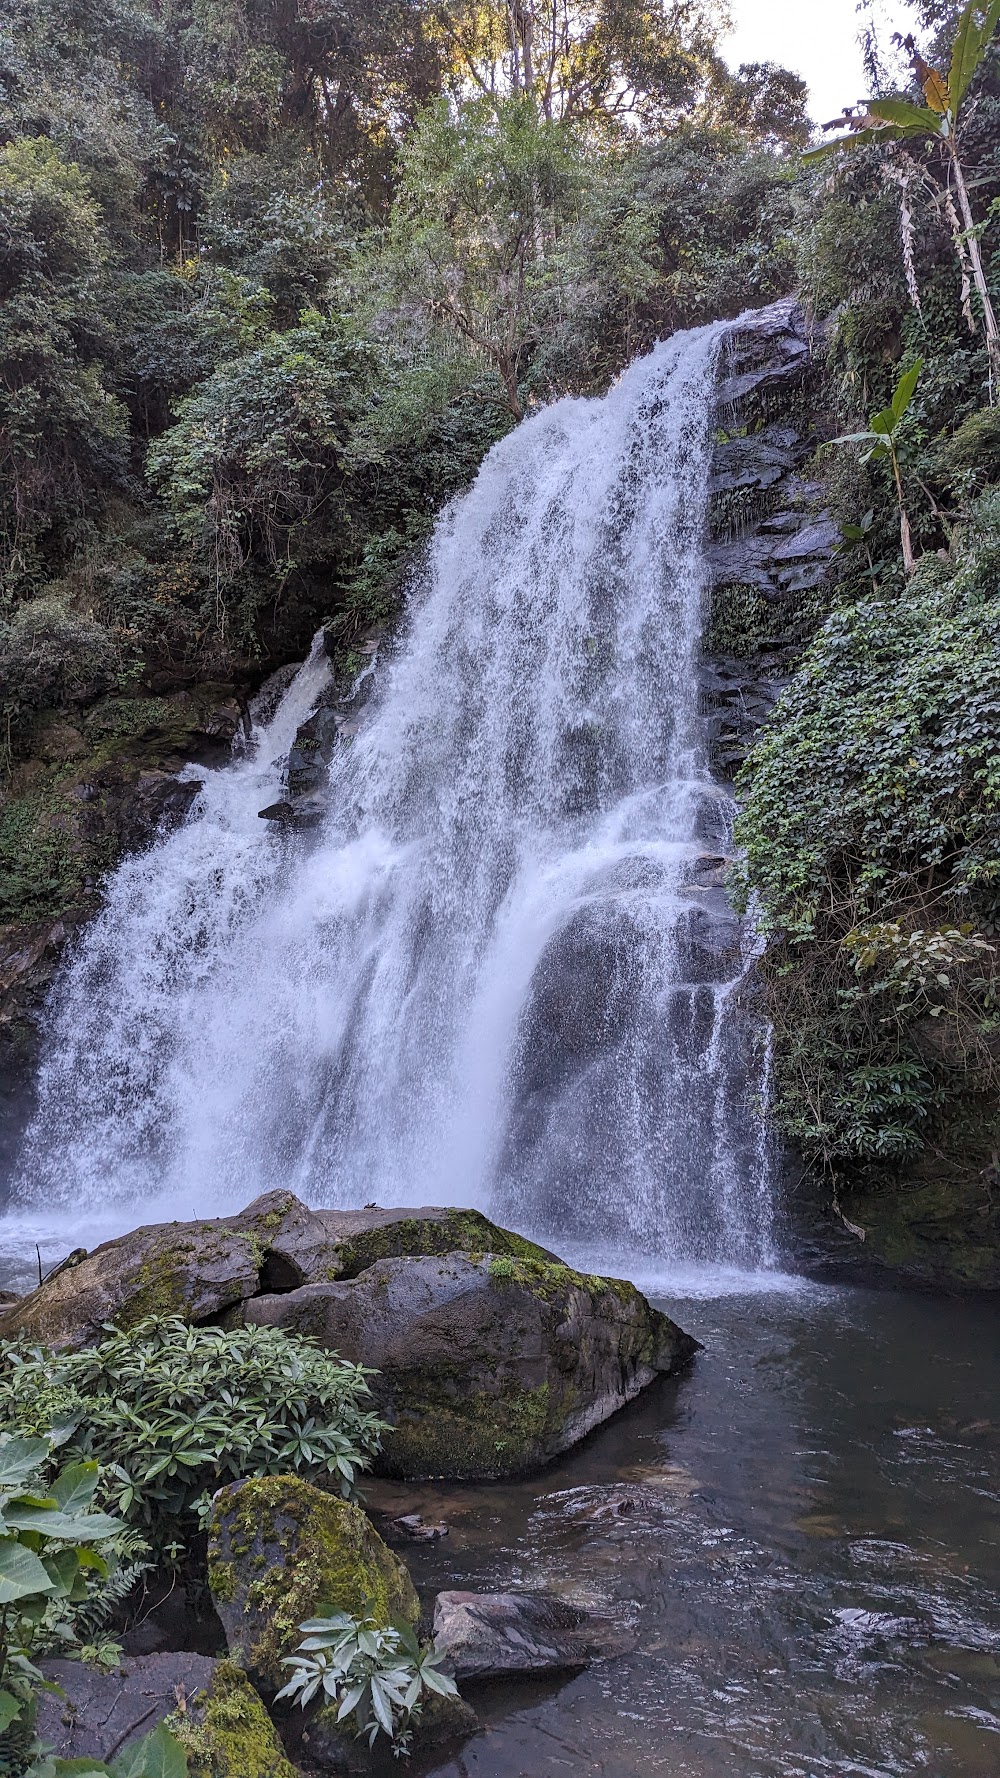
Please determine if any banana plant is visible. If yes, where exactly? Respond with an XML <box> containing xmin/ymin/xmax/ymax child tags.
<box><xmin>832</xmin><ymin>359</ymin><xmax>923</xmax><ymax>575</ymax></box>
<box><xmin>806</xmin><ymin>0</ymin><xmax>1000</xmax><ymax>388</ymax></box>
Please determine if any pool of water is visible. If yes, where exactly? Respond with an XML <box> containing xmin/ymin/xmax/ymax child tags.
<box><xmin>367</xmin><ymin>1281</ymin><xmax>1000</xmax><ymax>1777</ymax></box>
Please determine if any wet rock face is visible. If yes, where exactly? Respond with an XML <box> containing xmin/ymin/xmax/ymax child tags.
<box><xmin>258</xmin><ymin>631</ymin><xmax>381</xmax><ymax>829</ymax></box>
<box><xmin>431</xmin><ymin>1590</ymin><xmax>620</xmax><ymax>1679</ymax></box>
<box><xmin>35</xmin><ymin>1652</ymin><xmax>216</xmax><ymax>1761</ymax></box>
<box><xmin>702</xmin><ymin>297</ymin><xmax>836</xmax><ymax>778</ymax></box>
<box><xmin>242</xmin><ymin>1252</ymin><xmax>698</xmax><ymax>1481</ymax></box>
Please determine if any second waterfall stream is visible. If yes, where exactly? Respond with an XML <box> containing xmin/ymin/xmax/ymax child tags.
<box><xmin>9</xmin><ymin>322</ymin><xmax>777</xmax><ymax>1285</ymax></box>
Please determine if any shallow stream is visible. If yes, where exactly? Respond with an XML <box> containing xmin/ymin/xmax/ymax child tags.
<box><xmin>369</xmin><ymin>1281</ymin><xmax>1000</xmax><ymax>1778</ymax></box>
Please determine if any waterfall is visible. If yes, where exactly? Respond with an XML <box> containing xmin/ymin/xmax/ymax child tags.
<box><xmin>6</xmin><ymin>323</ymin><xmax>776</xmax><ymax>1281</ymax></box>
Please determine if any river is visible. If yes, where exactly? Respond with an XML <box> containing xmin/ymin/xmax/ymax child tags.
<box><xmin>368</xmin><ymin>1281</ymin><xmax>1000</xmax><ymax>1778</ymax></box>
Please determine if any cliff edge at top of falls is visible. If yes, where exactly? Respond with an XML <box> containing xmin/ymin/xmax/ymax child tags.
<box><xmin>0</xmin><ymin>1191</ymin><xmax>698</xmax><ymax>1480</ymax></box>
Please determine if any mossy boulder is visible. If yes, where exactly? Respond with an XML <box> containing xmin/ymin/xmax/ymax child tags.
<box><xmin>310</xmin><ymin>1205</ymin><xmax>557</xmax><ymax>1280</ymax></box>
<box><xmin>0</xmin><ymin>1189</ymin><xmax>330</xmax><ymax>1349</ymax></box>
<box><xmin>170</xmin><ymin>1660</ymin><xmax>297</xmax><ymax>1778</ymax></box>
<box><xmin>208</xmin><ymin>1475</ymin><xmax>419</xmax><ymax>1693</ymax></box>
<box><xmin>0</xmin><ymin>1191</ymin><xmax>564</xmax><ymax>1346</ymax></box>
<box><xmin>243</xmin><ymin>1253</ymin><xmax>698</xmax><ymax>1480</ymax></box>
<box><xmin>0</xmin><ymin>1219</ymin><xmax>262</xmax><ymax>1350</ymax></box>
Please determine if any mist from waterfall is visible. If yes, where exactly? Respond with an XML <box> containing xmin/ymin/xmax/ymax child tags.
<box><xmin>7</xmin><ymin>322</ymin><xmax>776</xmax><ymax>1283</ymax></box>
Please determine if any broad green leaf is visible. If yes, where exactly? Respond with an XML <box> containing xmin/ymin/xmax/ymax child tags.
<box><xmin>111</xmin><ymin>1721</ymin><xmax>187</xmax><ymax>1778</ymax></box>
<box><xmin>52</xmin><ymin>1462</ymin><xmax>99</xmax><ymax>1515</ymax></box>
<box><xmin>0</xmin><ymin>1536</ymin><xmax>58</xmax><ymax>1602</ymax></box>
<box><xmin>42</xmin><ymin>1547</ymin><xmax>80</xmax><ymax>1597</ymax></box>
<box><xmin>890</xmin><ymin>358</ymin><xmax>923</xmax><ymax>422</ymax></box>
<box><xmin>867</xmin><ymin>97</ymin><xmax>944</xmax><ymax>134</ymax></box>
<box><xmin>803</xmin><ymin>125</ymin><xmax>906</xmax><ymax>161</ymax></box>
<box><xmin>950</xmin><ymin>0</ymin><xmax>1000</xmax><ymax>112</ymax></box>
<box><xmin>3</xmin><ymin>1508</ymin><xmax>123</xmax><ymax>1541</ymax></box>
<box><xmin>0</xmin><ymin>1438</ymin><xmax>50</xmax><ymax>1489</ymax></box>
<box><xmin>0</xmin><ymin>1690</ymin><xmax>22</xmax><ymax>1732</ymax></box>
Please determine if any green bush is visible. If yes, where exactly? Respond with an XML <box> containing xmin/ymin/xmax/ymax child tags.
<box><xmin>735</xmin><ymin>509</ymin><xmax>1000</xmax><ymax>1171</ymax></box>
<box><xmin>0</xmin><ymin>1320</ymin><xmax>386</xmax><ymax>1560</ymax></box>
<box><xmin>276</xmin><ymin>1612</ymin><xmax>458</xmax><ymax>1756</ymax></box>
<box><xmin>0</xmin><ymin>597</ymin><xmax>118</xmax><ymax>759</ymax></box>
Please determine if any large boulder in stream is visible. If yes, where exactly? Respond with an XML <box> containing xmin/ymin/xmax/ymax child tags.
<box><xmin>241</xmin><ymin>1253</ymin><xmax>697</xmax><ymax>1480</ymax></box>
<box><xmin>0</xmin><ymin>1192</ymin><xmax>550</xmax><ymax>1349</ymax></box>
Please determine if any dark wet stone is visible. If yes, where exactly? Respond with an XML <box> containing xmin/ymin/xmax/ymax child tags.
<box><xmin>35</xmin><ymin>1652</ymin><xmax>215</xmax><ymax>1759</ymax></box>
<box><xmin>242</xmin><ymin>1252</ymin><xmax>697</xmax><ymax>1480</ymax></box>
<box><xmin>431</xmin><ymin>1591</ymin><xmax>623</xmax><ymax>1679</ymax></box>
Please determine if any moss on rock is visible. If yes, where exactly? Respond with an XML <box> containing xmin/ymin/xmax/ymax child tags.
<box><xmin>330</xmin><ymin>1207</ymin><xmax>553</xmax><ymax>1279</ymax></box>
<box><xmin>208</xmin><ymin>1476</ymin><xmax>419</xmax><ymax>1693</ymax></box>
<box><xmin>170</xmin><ymin>1661</ymin><xmax>297</xmax><ymax>1778</ymax></box>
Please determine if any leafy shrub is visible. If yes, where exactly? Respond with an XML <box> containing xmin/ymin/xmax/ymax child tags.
<box><xmin>0</xmin><ymin>1320</ymin><xmax>386</xmax><ymax>1558</ymax></box>
<box><xmin>736</xmin><ymin>514</ymin><xmax>1000</xmax><ymax>1171</ymax></box>
<box><xmin>0</xmin><ymin>597</ymin><xmax>118</xmax><ymax>761</ymax></box>
<box><xmin>0</xmin><ymin>1433</ymin><xmax>147</xmax><ymax>1774</ymax></box>
<box><xmin>276</xmin><ymin>1612</ymin><xmax>457</xmax><ymax>1755</ymax></box>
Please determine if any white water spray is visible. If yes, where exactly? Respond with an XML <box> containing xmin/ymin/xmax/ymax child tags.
<box><xmin>7</xmin><ymin>324</ymin><xmax>775</xmax><ymax>1277</ymax></box>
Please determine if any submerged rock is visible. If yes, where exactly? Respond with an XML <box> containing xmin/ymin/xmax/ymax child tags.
<box><xmin>297</xmin><ymin>1690</ymin><xmax>478</xmax><ymax>1776</ymax></box>
<box><xmin>243</xmin><ymin>1252</ymin><xmax>698</xmax><ymax>1479</ymax></box>
<box><xmin>432</xmin><ymin>1590</ymin><xmax>616</xmax><ymax>1679</ymax></box>
<box><xmin>208</xmin><ymin>1475</ymin><xmax>419</xmax><ymax>1693</ymax></box>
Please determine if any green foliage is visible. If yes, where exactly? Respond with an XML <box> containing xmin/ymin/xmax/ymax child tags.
<box><xmin>0</xmin><ymin>1320</ymin><xmax>386</xmax><ymax>1559</ymax></box>
<box><xmin>0</xmin><ymin>137</ymin><xmax>128</xmax><ymax>594</ymax></box>
<box><xmin>26</xmin><ymin>1719</ymin><xmax>188</xmax><ymax>1778</ymax></box>
<box><xmin>0</xmin><ymin>599</ymin><xmax>118</xmax><ymax>760</ymax></box>
<box><xmin>275</xmin><ymin>1612</ymin><xmax>458</xmax><ymax>1755</ymax></box>
<box><xmin>736</xmin><ymin>509</ymin><xmax>1000</xmax><ymax>1169</ymax></box>
<box><xmin>0</xmin><ymin>1433</ymin><xmax>137</xmax><ymax>1774</ymax></box>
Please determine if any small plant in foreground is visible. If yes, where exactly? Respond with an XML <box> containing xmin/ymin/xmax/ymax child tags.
<box><xmin>276</xmin><ymin>1612</ymin><xmax>458</xmax><ymax>1756</ymax></box>
<box><xmin>0</xmin><ymin>1319</ymin><xmax>387</xmax><ymax>1559</ymax></box>
<box><xmin>0</xmin><ymin>1434</ymin><xmax>123</xmax><ymax>1763</ymax></box>
<box><xmin>25</xmin><ymin>1719</ymin><xmax>187</xmax><ymax>1778</ymax></box>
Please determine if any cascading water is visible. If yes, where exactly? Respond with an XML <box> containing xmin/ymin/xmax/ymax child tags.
<box><xmin>6</xmin><ymin>322</ymin><xmax>775</xmax><ymax>1281</ymax></box>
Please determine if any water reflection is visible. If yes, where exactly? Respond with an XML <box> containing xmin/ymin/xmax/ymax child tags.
<box><xmin>367</xmin><ymin>1285</ymin><xmax>1000</xmax><ymax>1777</ymax></box>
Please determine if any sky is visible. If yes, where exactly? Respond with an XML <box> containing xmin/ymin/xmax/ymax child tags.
<box><xmin>721</xmin><ymin>0</ymin><xmax>918</xmax><ymax>125</ymax></box>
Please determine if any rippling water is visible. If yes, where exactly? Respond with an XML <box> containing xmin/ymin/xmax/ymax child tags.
<box><xmin>367</xmin><ymin>1284</ymin><xmax>1000</xmax><ymax>1777</ymax></box>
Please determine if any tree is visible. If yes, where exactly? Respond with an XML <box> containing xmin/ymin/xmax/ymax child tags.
<box><xmin>0</xmin><ymin>137</ymin><xmax>128</xmax><ymax>593</ymax></box>
<box><xmin>832</xmin><ymin>359</ymin><xmax>923</xmax><ymax>575</ymax></box>
<box><xmin>429</xmin><ymin>0</ymin><xmax>724</xmax><ymax>132</ymax></box>
<box><xmin>382</xmin><ymin>95</ymin><xmax>585</xmax><ymax>415</ymax></box>
<box><xmin>807</xmin><ymin>0</ymin><xmax>1000</xmax><ymax>389</ymax></box>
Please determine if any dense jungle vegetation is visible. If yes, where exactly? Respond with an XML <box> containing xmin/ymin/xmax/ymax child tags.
<box><xmin>2</xmin><ymin>0</ymin><xmax>1000</xmax><ymax>1210</ymax></box>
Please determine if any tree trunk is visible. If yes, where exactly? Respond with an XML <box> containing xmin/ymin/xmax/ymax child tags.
<box><xmin>893</xmin><ymin>450</ymin><xmax>916</xmax><ymax>576</ymax></box>
<box><xmin>950</xmin><ymin>144</ymin><xmax>1000</xmax><ymax>398</ymax></box>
